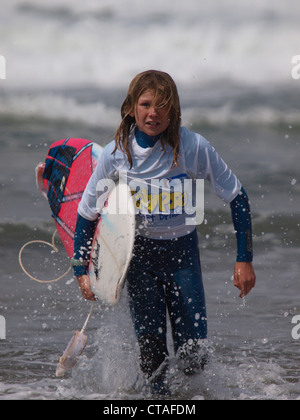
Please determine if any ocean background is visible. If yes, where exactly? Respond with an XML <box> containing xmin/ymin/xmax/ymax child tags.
<box><xmin>0</xmin><ymin>0</ymin><xmax>299</xmax><ymax>400</ymax></box>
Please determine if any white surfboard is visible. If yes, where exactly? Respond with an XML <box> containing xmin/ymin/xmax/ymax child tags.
<box><xmin>89</xmin><ymin>180</ymin><xmax>136</xmax><ymax>305</ymax></box>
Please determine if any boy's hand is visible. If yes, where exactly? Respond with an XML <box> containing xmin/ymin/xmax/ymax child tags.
<box><xmin>233</xmin><ymin>262</ymin><xmax>256</xmax><ymax>298</ymax></box>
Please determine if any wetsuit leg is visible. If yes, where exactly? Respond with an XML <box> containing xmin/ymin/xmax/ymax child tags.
<box><xmin>164</xmin><ymin>230</ymin><xmax>208</xmax><ymax>374</ymax></box>
<box><xmin>167</xmin><ymin>267</ymin><xmax>207</xmax><ymax>350</ymax></box>
<box><xmin>127</xmin><ymin>269</ymin><xmax>168</xmax><ymax>378</ymax></box>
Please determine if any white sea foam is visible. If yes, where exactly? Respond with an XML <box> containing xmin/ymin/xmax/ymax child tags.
<box><xmin>1</xmin><ymin>0</ymin><xmax>299</xmax><ymax>126</ymax></box>
<box><xmin>1</xmin><ymin>0</ymin><xmax>299</xmax><ymax>90</ymax></box>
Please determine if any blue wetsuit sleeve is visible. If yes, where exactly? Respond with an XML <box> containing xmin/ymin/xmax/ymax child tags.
<box><xmin>230</xmin><ymin>186</ymin><xmax>253</xmax><ymax>262</ymax></box>
<box><xmin>73</xmin><ymin>213</ymin><xmax>98</xmax><ymax>276</ymax></box>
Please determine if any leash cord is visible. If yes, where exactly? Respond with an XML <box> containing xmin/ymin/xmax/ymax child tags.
<box><xmin>18</xmin><ymin>230</ymin><xmax>71</xmax><ymax>283</ymax></box>
<box><xmin>19</xmin><ymin>231</ymin><xmax>95</xmax><ymax>336</ymax></box>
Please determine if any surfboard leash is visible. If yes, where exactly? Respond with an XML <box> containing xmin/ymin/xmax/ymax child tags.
<box><xmin>18</xmin><ymin>230</ymin><xmax>72</xmax><ymax>283</ymax></box>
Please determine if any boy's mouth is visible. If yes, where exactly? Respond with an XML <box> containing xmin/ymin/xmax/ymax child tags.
<box><xmin>146</xmin><ymin>121</ymin><xmax>160</xmax><ymax>127</ymax></box>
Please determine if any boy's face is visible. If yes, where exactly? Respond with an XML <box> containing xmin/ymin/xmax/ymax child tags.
<box><xmin>130</xmin><ymin>90</ymin><xmax>170</xmax><ymax>137</ymax></box>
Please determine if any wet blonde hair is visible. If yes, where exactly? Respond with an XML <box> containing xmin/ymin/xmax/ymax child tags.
<box><xmin>113</xmin><ymin>70</ymin><xmax>181</xmax><ymax>168</ymax></box>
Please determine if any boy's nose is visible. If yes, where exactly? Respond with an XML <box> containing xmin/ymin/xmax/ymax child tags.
<box><xmin>149</xmin><ymin>107</ymin><xmax>158</xmax><ymax>116</ymax></box>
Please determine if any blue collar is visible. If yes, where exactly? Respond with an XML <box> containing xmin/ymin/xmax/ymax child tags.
<box><xmin>135</xmin><ymin>128</ymin><xmax>162</xmax><ymax>148</ymax></box>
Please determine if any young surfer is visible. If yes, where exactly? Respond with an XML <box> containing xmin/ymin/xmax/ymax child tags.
<box><xmin>71</xmin><ymin>70</ymin><xmax>256</xmax><ymax>394</ymax></box>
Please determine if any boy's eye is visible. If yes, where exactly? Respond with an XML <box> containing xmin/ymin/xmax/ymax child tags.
<box><xmin>139</xmin><ymin>102</ymin><xmax>167</xmax><ymax>109</ymax></box>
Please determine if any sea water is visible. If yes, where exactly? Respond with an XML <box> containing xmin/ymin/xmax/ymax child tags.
<box><xmin>0</xmin><ymin>0</ymin><xmax>299</xmax><ymax>400</ymax></box>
